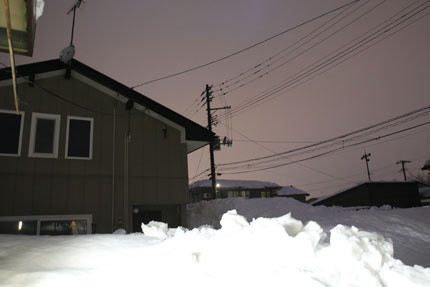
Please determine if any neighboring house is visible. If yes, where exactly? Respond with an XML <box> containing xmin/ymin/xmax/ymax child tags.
<box><xmin>276</xmin><ymin>186</ymin><xmax>309</xmax><ymax>202</ymax></box>
<box><xmin>312</xmin><ymin>182</ymin><xmax>421</xmax><ymax>208</ymax></box>
<box><xmin>0</xmin><ymin>59</ymin><xmax>213</xmax><ymax>234</ymax></box>
<box><xmin>189</xmin><ymin>179</ymin><xmax>280</xmax><ymax>203</ymax></box>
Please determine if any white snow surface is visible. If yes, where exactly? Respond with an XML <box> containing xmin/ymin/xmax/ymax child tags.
<box><xmin>190</xmin><ymin>179</ymin><xmax>279</xmax><ymax>189</ymax></box>
<box><xmin>1</xmin><ymin>198</ymin><xmax>430</xmax><ymax>286</ymax></box>
<box><xmin>278</xmin><ymin>185</ymin><xmax>308</xmax><ymax>195</ymax></box>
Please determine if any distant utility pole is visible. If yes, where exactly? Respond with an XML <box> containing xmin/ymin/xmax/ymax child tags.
<box><xmin>396</xmin><ymin>160</ymin><xmax>411</xmax><ymax>181</ymax></box>
<box><xmin>204</xmin><ymin>84</ymin><xmax>232</xmax><ymax>200</ymax></box>
<box><xmin>361</xmin><ymin>152</ymin><xmax>372</xmax><ymax>181</ymax></box>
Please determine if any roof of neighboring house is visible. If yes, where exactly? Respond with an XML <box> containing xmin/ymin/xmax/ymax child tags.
<box><xmin>190</xmin><ymin>179</ymin><xmax>280</xmax><ymax>190</ymax></box>
<box><xmin>312</xmin><ymin>181</ymin><xmax>418</xmax><ymax>205</ymax></box>
<box><xmin>277</xmin><ymin>186</ymin><xmax>309</xmax><ymax>196</ymax></box>
<box><xmin>0</xmin><ymin>59</ymin><xmax>214</xmax><ymax>153</ymax></box>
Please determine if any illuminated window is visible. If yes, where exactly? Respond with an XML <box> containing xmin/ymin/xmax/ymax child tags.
<box><xmin>65</xmin><ymin>116</ymin><xmax>93</xmax><ymax>159</ymax></box>
<box><xmin>28</xmin><ymin>112</ymin><xmax>61</xmax><ymax>158</ymax></box>
<box><xmin>0</xmin><ymin>109</ymin><xmax>24</xmax><ymax>156</ymax></box>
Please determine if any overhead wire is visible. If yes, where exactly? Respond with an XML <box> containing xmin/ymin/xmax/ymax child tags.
<box><xmin>216</xmin><ymin>1</ymin><xmax>429</xmax><ymax>121</ymax></box>
<box><xmin>218</xmin><ymin>121</ymin><xmax>430</xmax><ymax>175</ymax></box>
<box><xmin>219</xmin><ymin>122</ymin><xmax>357</xmax><ymax>183</ymax></box>
<box><xmin>216</xmin><ymin>0</ymin><xmax>380</xmax><ymax>96</ymax></box>
<box><xmin>218</xmin><ymin>105</ymin><xmax>430</xmax><ymax>167</ymax></box>
<box><xmin>215</xmin><ymin>0</ymin><xmax>362</xmax><ymax>93</ymax></box>
<box><xmin>218</xmin><ymin>112</ymin><xmax>430</xmax><ymax>172</ymax></box>
<box><xmin>130</xmin><ymin>0</ymin><xmax>359</xmax><ymax>89</ymax></box>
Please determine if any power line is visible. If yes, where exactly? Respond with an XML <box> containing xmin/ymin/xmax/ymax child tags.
<box><xmin>218</xmin><ymin>121</ymin><xmax>430</xmax><ymax>175</ymax></box>
<box><xmin>219</xmin><ymin>116</ymin><xmax>430</xmax><ymax>172</ymax></box>
<box><xmin>218</xmin><ymin>105</ymin><xmax>430</xmax><ymax>167</ymax></box>
<box><xmin>215</xmin><ymin>0</ymin><xmax>363</xmax><ymax>92</ymax></box>
<box><xmin>217</xmin><ymin>1</ymin><xmax>429</xmax><ymax>121</ymax></box>
<box><xmin>220</xmin><ymin>122</ymin><xmax>356</xmax><ymax>183</ymax></box>
<box><xmin>130</xmin><ymin>0</ymin><xmax>359</xmax><ymax>89</ymax></box>
<box><xmin>302</xmin><ymin>153</ymin><xmax>429</xmax><ymax>193</ymax></box>
<box><xmin>216</xmin><ymin>0</ymin><xmax>382</xmax><ymax>96</ymax></box>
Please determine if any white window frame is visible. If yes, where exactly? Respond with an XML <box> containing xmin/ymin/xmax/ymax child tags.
<box><xmin>0</xmin><ymin>109</ymin><xmax>25</xmax><ymax>157</ymax></box>
<box><xmin>28</xmin><ymin>112</ymin><xmax>61</xmax><ymax>158</ymax></box>
<box><xmin>65</xmin><ymin>116</ymin><xmax>94</xmax><ymax>160</ymax></box>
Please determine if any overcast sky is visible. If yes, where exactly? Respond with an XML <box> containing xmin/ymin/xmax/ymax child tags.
<box><xmin>1</xmin><ymin>0</ymin><xmax>429</xmax><ymax>198</ymax></box>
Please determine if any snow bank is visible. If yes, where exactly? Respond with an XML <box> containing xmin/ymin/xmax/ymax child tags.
<box><xmin>1</xmin><ymin>210</ymin><xmax>429</xmax><ymax>287</ymax></box>
<box><xmin>1</xmin><ymin>198</ymin><xmax>430</xmax><ymax>286</ymax></box>
<box><xmin>187</xmin><ymin>198</ymin><xmax>430</xmax><ymax>267</ymax></box>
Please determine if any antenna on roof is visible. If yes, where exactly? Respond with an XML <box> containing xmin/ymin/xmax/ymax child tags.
<box><xmin>60</xmin><ymin>0</ymin><xmax>83</xmax><ymax>64</ymax></box>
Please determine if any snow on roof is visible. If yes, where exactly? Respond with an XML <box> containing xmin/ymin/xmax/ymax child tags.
<box><xmin>277</xmin><ymin>186</ymin><xmax>308</xmax><ymax>196</ymax></box>
<box><xmin>190</xmin><ymin>179</ymin><xmax>279</xmax><ymax>190</ymax></box>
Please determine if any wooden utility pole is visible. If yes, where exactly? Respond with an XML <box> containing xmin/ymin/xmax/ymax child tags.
<box><xmin>203</xmin><ymin>84</ymin><xmax>232</xmax><ymax>199</ymax></box>
<box><xmin>361</xmin><ymin>152</ymin><xmax>371</xmax><ymax>181</ymax></box>
<box><xmin>396</xmin><ymin>160</ymin><xmax>411</xmax><ymax>181</ymax></box>
<box><xmin>205</xmin><ymin>84</ymin><xmax>217</xmax><ymax>199</ymax></box>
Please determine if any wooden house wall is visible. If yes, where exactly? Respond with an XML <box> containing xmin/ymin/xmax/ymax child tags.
<box><xmin>0</xmin><ymin>75</ymin><xmax>189</xmax><ymax>233</ymax></box>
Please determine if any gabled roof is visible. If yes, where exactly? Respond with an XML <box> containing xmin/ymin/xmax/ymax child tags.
<box><xmin>0</xmin><ymin>59</ymin><xmax>214</xmax><ymax>153</ymax></box>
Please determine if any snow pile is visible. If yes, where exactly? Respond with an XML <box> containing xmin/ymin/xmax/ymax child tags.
<box><xmin>187</xmin><ymin>198</ymin><xmax>430</xmax><ymax>267</ymax></box>
<box><xmin>1</xmin><ymin>199</ymin><xmax>430</xmax><ymax>286</ymax></box>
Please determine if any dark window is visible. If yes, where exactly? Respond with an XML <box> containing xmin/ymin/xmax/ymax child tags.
<box><xmin>0</xmin><ymin>111</ymin><xmax>23</xmax><ymax>155</ymax></box>
<box><xmin>0</xmin><ymin>220</ymin><xmax>37</xmax><ymax>235</ymax></box>
<box><xmin>29</xmin><ymin>113</ymin><xmax>60</xmax><ymax>158</ymax></box>
<box><xmin>34</xmin><ymin>118</ymin><xmax>55</xmax><ymax>153</ymax></box>
<box><xmin>40</xmin><ymin>220</ymin><xmax>87</xmax><ymax>235</ymax></box>
<box><xmin>67</xmin><ymin>118</ymin><xmax>92</xmax><ymax>158</ymax></box>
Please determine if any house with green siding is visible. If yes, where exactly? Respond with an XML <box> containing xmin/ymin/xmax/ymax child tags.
<box><xmin>0</xmin><ymin>59</ymin><xmax>213</xmax><ymax>234</ymax></box>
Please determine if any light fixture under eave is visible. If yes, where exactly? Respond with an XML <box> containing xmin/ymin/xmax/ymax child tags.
<box><xmin>0</xmin><ymin>0</ymin><xmax>37</xmax><ymax>56</ymax></box>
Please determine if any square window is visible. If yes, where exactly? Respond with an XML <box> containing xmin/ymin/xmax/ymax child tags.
<box><xmin>65</xmin><ymin>116</ymin><xmax>93</xmax><ymax>159</ymax></box>
<box><xmin>0</xmin><ymin>109</ymin><xmax>25</xmax><ymax>156</ymax></box>
<box><xmin>28</xmin><ymin>113</ymin><xmax>60</xmax><ymax>158</ymax></box>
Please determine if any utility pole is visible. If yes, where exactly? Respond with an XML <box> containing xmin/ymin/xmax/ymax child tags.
<box><xmin>361</xmin><ymin>152</ymin><xmax>371</xmax><ymax>181</ymax></box>
<box><xmin>205</xmin><ymin>84</ymin><xmax>217</xmax><ymax>200</ymax></box>
<box><xmin>204</xmin><ymin>84</ymin><xmax>232</xmax><ymax>200</ymax></box>
<box><xmin>396</xmin><ymin>160</ymin><xmax>411</xmax><ymax>181</ymax></box>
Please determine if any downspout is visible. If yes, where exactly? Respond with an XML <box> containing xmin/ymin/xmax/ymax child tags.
<box><xmin>124</xmin><ymin>120</ymin><xmax>129</xmax><ymax>231</ymax></box>
<box><xmin>124</xmin><ymin>102</ymin><xmax>133</xmax><ymax>231</ymax></box>
<box><xmin>111</xmin><ymin>106</ymin><xmax>116</xmax><ymax>231</ymax></box>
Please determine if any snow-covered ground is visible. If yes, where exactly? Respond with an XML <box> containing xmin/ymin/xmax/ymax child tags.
<box><xmin>1</xmin><ymin>198</ymin><xmax>430</xmax><ymax>286</ymax></box>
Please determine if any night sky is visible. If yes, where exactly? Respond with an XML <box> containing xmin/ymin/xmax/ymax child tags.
<box><xmin>1</xmin><ymin>0</ymin><xmax>429</xmax><ymax>198</ymax></box>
